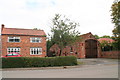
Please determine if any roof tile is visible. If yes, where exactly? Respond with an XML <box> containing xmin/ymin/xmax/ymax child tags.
<box><xmin>1</xmin><ymin>28</ymin><xmax>46</xmax><ymax>36</ymax></box>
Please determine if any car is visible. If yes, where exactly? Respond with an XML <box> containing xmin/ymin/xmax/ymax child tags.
<box><xmin>2</xmin><ymin>52</ymin><xmax>21</xmax><ymax>57</ymax></box>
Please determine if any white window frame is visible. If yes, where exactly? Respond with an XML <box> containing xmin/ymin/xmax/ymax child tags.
<box><xmin>7</xmin><ymin>47</ymin><xmax>20</xmax><ymax>54</ymax></box>
<box><xmin>30</xmin><ymin>47</ymin><xmax>42</xmax><ymax>55</ymax></box>
<box><xmin>30</xmin><ymin>37</ymin><xmax>42</xmax><ymax>43</ymax></box>
<box><xmin>8</xmin><ymin>37</ymin><xmax>20</xmax><ymax>42</ymax></box>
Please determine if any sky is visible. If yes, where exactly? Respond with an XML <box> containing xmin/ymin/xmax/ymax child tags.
<box><xmin>0</xmin><ymin>0</ymin><xmax>115</xmax><ymax>37</ymax></box>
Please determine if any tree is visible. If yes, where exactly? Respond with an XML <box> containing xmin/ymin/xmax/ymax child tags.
<box><xmin>46</xmin><ymin>39</ymin><xmax>54</xmax><ymax>53</ymax></box>
<box><xmin>100</xmin><ymin>40</ymin><xmax>113</xmax><ymax>51</ymax></box>
<box><xmin>94</xmin><ymin>34</ymin><xmax>100</xmax><ymax>39</ymax></box>
<box><xmin>49</xmin><ymin>14</ymin><xmax>80</xmax><ymax>56</ymax></box>
<box><xmin>100</xmin><ymin>35</ymin><xmax>111</xmax><ymax>38</ymax></box>
<box><xmin>111</xmin><ymin>0</ymin><xmax>120</xmax><ymax>50</ymax></box>
<box><xmin>111</xmin><ymin>0</ymin><xmax>120</xmax><ymax>37</ymax></box>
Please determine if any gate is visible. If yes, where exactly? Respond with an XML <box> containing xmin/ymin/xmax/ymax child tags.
<box><xmin>85</xmin><ymin>39</ymin><xmax>98</xmax><ymax>58</ymax></box>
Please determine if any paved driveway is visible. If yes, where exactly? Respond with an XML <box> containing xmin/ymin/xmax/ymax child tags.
<box><xmin>77</xmin><ymin>58</ymin><xmax>118</xmax><ymax>65</ymax></box>
<box><xmin>2</xmin><ymin>58</ymin><xmax>118</xmax><ymax>78</ymax></box>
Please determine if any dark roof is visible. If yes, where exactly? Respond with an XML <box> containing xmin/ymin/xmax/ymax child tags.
<box><xmin>1</xmin><ymin>27</ymin><xmax>46</xmax><ymax>36</ymax></box>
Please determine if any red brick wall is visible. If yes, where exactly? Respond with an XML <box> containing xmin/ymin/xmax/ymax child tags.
<box><xmin>49</xmin><ymin>33</ymin><xmax>102</xmax><ymax>58</ymax></box>
<box><xmin>101</xmin><ymin>51</ymin><xmax>120</xmax><ymax>58</ymax></box>
<box><xmin>49</xmin><ymin>40</ymin><xmax>101</xmax><ymax>58</ymax></box>
<box><xmin>49</xmin><ymin>43</ymin><xmax>81</xmax><ymax>58</ymax></box>
<box><xmin>2</xmin><ymin>35</ymin><xmax>46</xmax><ymax>57</ymax></box>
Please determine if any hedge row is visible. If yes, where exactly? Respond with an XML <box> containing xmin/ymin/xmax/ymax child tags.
<box><xmin>2</xmin><ymin>56</ymin><xmax>77</xmax><ymax>68</ymax></box>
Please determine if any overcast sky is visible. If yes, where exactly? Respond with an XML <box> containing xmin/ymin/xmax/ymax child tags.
<box><xmin>0</xmin><ymin>0</ymin><xmax>115</xmax><ymax>37</ymax></box>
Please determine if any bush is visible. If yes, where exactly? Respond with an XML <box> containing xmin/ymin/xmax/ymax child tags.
<box><xmin>2</xmin><ymin>56</ymin><xmax>77</xmax><ymax>68</ymax></box>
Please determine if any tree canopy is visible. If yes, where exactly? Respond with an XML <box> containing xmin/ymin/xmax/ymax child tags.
<box><xmin>111</xmin><ymin>0</ymin><xmax>120</xmax><ymax>50</ymax></box>
<box><xmin>100</xmin><ymin>35</ymin><xmax>112</xmax><ymax>38</ymax></box>
<box><xmin>93</xmin><ymin>34</ymin><xmax>100</xmax><ymax>39</ymax></box>
<box><xmin>111</xmin><ymin>0</ymin><xmax>120</xmax><ymax>38</ymax></box>
<box><xmin>49</xmin><ymin>14</ymin><xmax>80</xmax><ymax>56</ymax></box>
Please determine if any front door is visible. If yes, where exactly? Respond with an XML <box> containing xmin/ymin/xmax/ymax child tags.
<box><xmin>85</xmin><ymin>39</ymin><xmax>97</xmax><ymax>58</ymax></box>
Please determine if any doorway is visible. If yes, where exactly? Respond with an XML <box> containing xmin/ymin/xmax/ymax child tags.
<box><xmin>85</xmin><ymin>39</ymin><xmax>98</xmax><ymax>58</ymax></box>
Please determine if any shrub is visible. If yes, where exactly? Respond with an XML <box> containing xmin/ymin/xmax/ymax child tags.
<box><xmin>2</xmin><ymin>57</ymin><xmax>25</xmax><ymax>68</ymax></box>
<box><xmin>2</xmin><ymin>56</ymin><xmax>77</xmax><ymax>68</ymax></box>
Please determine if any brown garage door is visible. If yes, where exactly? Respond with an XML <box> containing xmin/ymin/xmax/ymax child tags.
<box><xmin>85</xmin><ymin>39</ymin><xmax>98</xmax><ymax>58</ymax></box>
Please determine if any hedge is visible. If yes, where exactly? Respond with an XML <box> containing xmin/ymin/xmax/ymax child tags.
<box><xmin>2</xmin><ymin>56</ymin><xmax>77</xmax><ymax>68</ymax></box>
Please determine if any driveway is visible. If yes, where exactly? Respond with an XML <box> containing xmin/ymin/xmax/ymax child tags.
<box><xmin>2</xmin><ymin>58</ymin><xmax>118</xmax><ymax>78</ymax></box>
<box><xmin>77</xmin><ymin>58</ymin><xmax>118</xmax><ymax>65</ymax></box>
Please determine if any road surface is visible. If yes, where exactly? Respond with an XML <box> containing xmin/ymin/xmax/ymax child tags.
<box><xmin>2</xmin><ymin>58</ymin><xmax>118</xmax><ymax>78</ymax></box>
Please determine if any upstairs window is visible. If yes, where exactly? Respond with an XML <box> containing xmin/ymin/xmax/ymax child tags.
<box><xmin>8</xmin><ymin>37</ymin><xmax>20</xmax><ymax>42</ymax></box>
<box><xmin>30</xmin><ymin>37</ymin><xmax>41</xmax><ymax>43</ymax></box>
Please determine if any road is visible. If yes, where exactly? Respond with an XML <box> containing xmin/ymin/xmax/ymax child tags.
<box><xmin>2</xmin><ymin>58</ymin><xmax>118</xmax><ymax>78</ymax></box>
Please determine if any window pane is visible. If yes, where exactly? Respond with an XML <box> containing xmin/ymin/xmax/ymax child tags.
<box><xmin>31</xmin><ymin>37</ymin><xmax>41</xmax><ymax>43</ymax></box>
<box><xmin>7</xmin><ymin>54</ymin><xmax>12</xmax><ymax>56</ymax></box>
<box><xmin>34</xmin><ymin>50</ymin><xmax>36</xmax><ymax>54</ymax></box>
<box><xmin>36</xmin><ymin>40</ymin><xmax>39</xmax><ymax>42</ymax></box>
<box><xmin>15</xmin><ymin>37</ymin><xmax>20</xmax><ymax>39</ymax></box>
<box><xmin>32</xmin><ymin>40</ymin><xmax>36</xmax><ymax>42</ymax></box>
<box><xmin>9</xmin><ymin>37</ymin><xmax>14</xmax><ymax>39</ymax></box>
<box><xmin>30</xmin><ymin>48</ymin><xmax>42</xmax><ymax>55</ymax></box>
<box><xmin>9</xmin><ymin>39</ymin><xmax>14</xmax><ymax>42</ymax></box>
<box><xmin>36</xmin><ymin>49</ymin><xmax>38</xmax><ymax>54</ymax></box>
<box><xmin>31</xmin><ymin>51</ymin><xmax>33</xmax><ymax>54</ymax></box>
<box><xmin>15</xmin><ymin>39</ymin><xmax>20</xmax><ymax>42</ymax></box>
<box><xmin>7</xmin><ymin>48</ymin><xmax>20</xmax><ymax>54</ymax></box>
<box><xmin>13</xmin><ymin>53</ymin><xmax>18</xmax><ymax>55</ymax></box>
<box><xmin>8</xmin><ymin>37</ymin><xmax>20</xmax><ymax>42</ymax></box>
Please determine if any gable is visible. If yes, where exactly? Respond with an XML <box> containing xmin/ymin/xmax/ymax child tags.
<box><xmin>80</xmin><ymin>32</ymin><xmax>96</xmax><ymax>41</ymax></box>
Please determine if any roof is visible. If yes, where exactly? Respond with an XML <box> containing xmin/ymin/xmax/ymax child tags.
<box><xmin>98</xmin><ymin>38</ymin><xmax>115</xmax><ymax>43</ymax></box>
<box><xmin>80</xmin><ymin>32</ymin><xmax>96</xmax><ymax>41</ymax></box>
<box><xmin>80</xmin><ymin>32</ymin><xmax>92</xmax><ymax>37</ymax></box>
<box><xmin>1</xmin><ymin>27</ymin><xmax>46</xmax><ymax>36</ymax></box>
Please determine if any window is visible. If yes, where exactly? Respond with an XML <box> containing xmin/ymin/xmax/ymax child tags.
<box><xmin>30</xmin><ymin>48</ymin><xmax>42</xmax><ymax>55</ymax></box>
<box><xmin>30</xmin><ymin>37</ymin><xmax>41</xmax><ymax>43</ymax></box>
<box><xmin>8</xmin><ymin>37</ymin><xmax>20</xmax><ymax>42</ymax></box>
<box><xmin>70</xmin><ymin>47</ymin><xmax>73</xmax><ymax>53</ymax></box>
<box><xmin>7</xmin><ymin>48</ymin><xmax>20</xmax><ymax>54</ymax></box>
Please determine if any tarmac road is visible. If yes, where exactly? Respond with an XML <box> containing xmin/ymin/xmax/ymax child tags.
<box><xmin>2</xmin><ymin>58</ymin><xmax>118</xmax><ymax>78</ymax></box>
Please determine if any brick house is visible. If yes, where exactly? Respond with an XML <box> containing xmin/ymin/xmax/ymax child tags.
<box><xmin>49</xmin><ymin>32</ymin><xmax>101</xmax><ymax>58</ymax></box>
<box><xmin>1</xmin><ymin>24</ymin><xmax>46</xmax><ymax>57</ymax></box>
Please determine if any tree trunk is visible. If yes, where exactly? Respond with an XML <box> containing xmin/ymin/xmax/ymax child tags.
<box><xmin>59</xmin><ymin>49</ymin><xmax>62</xmax><ymax>56</ymax></box>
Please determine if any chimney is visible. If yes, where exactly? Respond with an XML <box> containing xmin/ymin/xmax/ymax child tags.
<box><xmin>89</xmin><ymin>32</ymin><xmax>91</xmax><ymax>34</ymax></box>
<box><xmin>1</xmin><ymin>24</ymin><xmax>5</xmax><ymax>31</ymax></box>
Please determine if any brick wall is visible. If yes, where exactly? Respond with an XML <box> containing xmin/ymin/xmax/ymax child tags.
<box><xmin>101</xmin><ymin>51</ymin><xmax>120</xmax><ymax>58</ymax></box>
<box><xmin>49</xmin><ymin>32</ymin><xmax>102</xmax><ymax>58</ymax></box>
<box><xmin>2</xmin><ymin>35</ymin><xmax>46</xmax><ymax>57</ymax></box>
<box><xmin>49</xmin><ymin>43</ymin><xmax>81</xmax><ymax>58</ymax></box>
<box><xmin>49</xmin><ymin>40</ymin><xmax>101</xmax><ymax>58</ymax></box>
